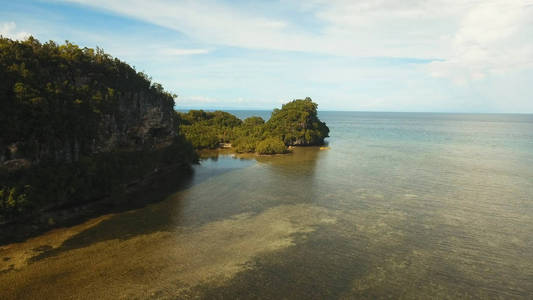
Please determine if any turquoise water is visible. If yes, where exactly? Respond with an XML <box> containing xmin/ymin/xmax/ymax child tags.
<box><xmin>1</xmin><ymin>112</ymin><xmax>533</xmax><ymax>299</ymax></box>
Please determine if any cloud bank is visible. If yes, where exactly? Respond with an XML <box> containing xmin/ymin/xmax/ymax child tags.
<box><xmin>3</xmin><ymin>0</ymin><xmax>533</xmax><ymax>112</ymax></box>
<box><xmin>63</xmin><ymin>0</ymin><xmax>533</xmax><ymax>84</ymax></box>
<box><xmin>0</xmin><ymin>22</ymin><xmax>30</xmax><ymax>40</ymax></box>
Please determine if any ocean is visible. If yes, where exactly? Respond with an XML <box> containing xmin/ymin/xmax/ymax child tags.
<box><xmin>1</xmin><ymin>112</ymin><xmax>533</xmax><ymax>298</ymax></box>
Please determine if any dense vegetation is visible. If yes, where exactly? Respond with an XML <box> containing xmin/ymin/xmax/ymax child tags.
<box><xmin>178</xmin><ymin>110</ymin><xmax>242</xmax><ymax>149</ymax></box>
<box><xmin>178</xmin><ymin>97</ymin><xmax>329</xmax><ymax>155</ymax></box>
<box><xmin>0</xmin><ymin>37</ymin><xmax>196</xmax><ymax>222</ymax></box>
<box><xmin>255</xmin><ymin>138</ymin><xmax>289</xmax><ymax>155</ymax></box>
<box><xmin>266</xmin><ymin>98</ymin><xmax>330</xmax><ymax>146</ymax></box>
<box><xmin>0</xmin><ymin>36</ymin><xmax>329</xmax><ymax>224</ymax></box>
<box><xmin>0</xmin><ymin>138</ymin><xmax>195</xmax><ymax>221</ymax></box>
<box><xmin>1</xmin><ymin>36</ymin><xmax>179</xmax><ymax>161</ymax></box>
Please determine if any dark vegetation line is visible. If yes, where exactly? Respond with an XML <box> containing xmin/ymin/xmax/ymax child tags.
<box><xmin>0</xmin><ymin>36</ymin><xmax>328</xmax><ymax>232</ymax></box>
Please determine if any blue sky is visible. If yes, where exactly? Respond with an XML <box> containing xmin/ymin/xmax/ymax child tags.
<box><xmin>1</xmin><ymin>0</ymin><xmax>532</xmax><ymax>112</ymax></box>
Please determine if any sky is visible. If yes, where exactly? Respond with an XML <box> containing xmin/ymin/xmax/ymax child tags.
<box><xmin>1</xmin><ymin>0</ymin><xmax>532</xmax><ymax>112</ymax></box>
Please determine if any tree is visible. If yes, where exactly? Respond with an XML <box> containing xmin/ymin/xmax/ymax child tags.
<box><xmin>178</xmin><ymin>98</ymin><xmax>329</xmax><ymax>154</ymax></box>
<box><xmin>266</xmin><ymin>97</ymin><xmax>329</xmax><ymax>145</ymax></box>
<box><xmin>256</xmin><ymin>138</ymin><xmax>288</xmax><ymax>155</ymax></box>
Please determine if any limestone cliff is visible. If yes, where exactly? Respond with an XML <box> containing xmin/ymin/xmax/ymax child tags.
<box><xmin>2</xmin><ymin>90</ymin><xmax>178</xmax><ymax>167</ymax></box>
<box><xmin>0</xmin><ymin>37</ymin><xmax>185</xmax><ymax>167</ymax></box>
<box><xmin>94</xmin><ymin>90</ymin><xmax>177</xmax><ymax>152</ymax></box>
<box><xmin>0</xmin><ymin>37</ymin><xmax>196</xmax><ymax>223</ymax></box>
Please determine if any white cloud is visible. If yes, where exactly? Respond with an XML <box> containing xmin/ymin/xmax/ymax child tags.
<box><xmin>159</xmin><ymin>48</ymin><xmax>210</xmax><ymax>56</ymax></box>
<box><xmin>176</xmin><ymin>95</ymin><xmax>276</xmax><ymax>109</ymax></box>
<box><xmin>179</xmin><ymin>95</ymin><xmax>218</xmax><ymax>104</ymax></box>
<box><xmin>62</xmin><ymin>1</ymin><xmax>533</xmax><ymax>61</ymax></box>
<box><xmin>42</xmin><ymin>0</ymin><xmax>533</xmax><ymax>111</ymax></box>
<box><xmin>427</xmin><ymin>0</ymin><xmax>533</xmax><ymax>83</ymax></box>
<box><xmin>63</xmin><ymin>0</ymin><xmax>450</xmax><ymax>57</ymax></box>
<box><xmin>0</xmin><ymin>22</ymin><xmax>30</xmax><ymax>40</ymax></box>
<box><xmin>64</xmin><ymin>0</ymin><xmax>310</xmax><ymax>54</ymax></box>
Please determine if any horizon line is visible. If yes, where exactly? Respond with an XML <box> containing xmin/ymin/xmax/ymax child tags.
<box><xmin>175</xmin><ymin>107</ymin><xmax>533</xmax><ymax>115</ymax></box>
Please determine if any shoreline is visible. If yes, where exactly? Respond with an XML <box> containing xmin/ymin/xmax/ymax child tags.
<box><xmin>1</xmin><ymin>145</ymin><xmax>330</xmax><ymax>246</ymax></box>
<box><xmin>198</xmin><ymin>143</ymin><xmax>329</xmax><ymax>158</ymax></box>
<box><xmin>0</xmin><ymin>163</ymin><xmax>194</xmax><ymax>246</ymax></box>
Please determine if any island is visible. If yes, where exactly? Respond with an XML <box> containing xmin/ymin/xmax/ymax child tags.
<box><xmin>178</xmin><ymin>97</ymin><xmax>330</xmax><ymax>154</ymax></box>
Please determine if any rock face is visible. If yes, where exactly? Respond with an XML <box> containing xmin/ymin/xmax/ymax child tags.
<box><xmin>0</xmin><ymin>38</ymin><xmax>197</xmax><ymax>227</ymax></box>
<box><xmin>1</xmin><ymin>90</ymin><xmax>177</xmax><ymax>167</ymax></box>
<box><xmin>95</xmin><ymin>90</ymin><xmax>177</xmax><ymax>153</ymax></box>
<box><xmin>0</xmin><ymin>37</ymin><xmax>184</xmax><ymax>168</ymax></box>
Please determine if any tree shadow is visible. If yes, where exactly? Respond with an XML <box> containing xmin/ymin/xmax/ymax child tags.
<box><xmin>26</xmin><ymin>160</ymin><xmax>251</xmax><ymax>262</ymax></box>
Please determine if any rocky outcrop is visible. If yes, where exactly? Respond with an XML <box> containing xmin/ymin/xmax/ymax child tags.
<box><xmin>0</xmin><ymin>37</ymin><xmax>196</xmax><ymax>232</ymax></box>
<box><xmin>95</xmin><ymin>90</ymin><xmax>177</xmax><ymax>152</ymax></box>
<box><xmin>1</xmin><ymin>89</ymin><xmax>178</xmax><ymax>168</ymax></box>
<box><xmin>0</xmin><ymin>37</ymin><xmax>186</xmax><ymax>168</ymax></box>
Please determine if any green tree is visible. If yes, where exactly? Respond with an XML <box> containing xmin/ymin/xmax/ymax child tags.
<box><xmin>266</xmin><ymin>97</ymin><xmax>329</xmax><ymax>146</ymax></box>
<box><xmin>0</xmin><ymin>37</ymin><xmax>196</xmax><ymax>222</ymax></box>
<box><xmin>177</xmin><ymin>98</ymin><xmax>329</xmax><ymax>154</ymax></box>
<box><xmin>256</xmin><ymin>137</ymin><xmax>288</xmax><ymax>155</ymax></box>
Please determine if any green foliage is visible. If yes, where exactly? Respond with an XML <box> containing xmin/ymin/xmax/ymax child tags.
<box><xmin>266</xmin><ymin>97</ymin><xmax>329</xmax><ymax>145</ymax></box>
<box><xmin>0</xmin><ymin>36</ymin><xmax>176</xmax><ymax>161</ymax></box>
<box><xmin>178</xmin><ymin>98</ymin><xmax>329</xmax><ymax>155</ymax></box>
<box><xmin>0</xmin><ymin>37</ymin><xmax>197</xmax><ymax>222</ymax></box>
<box><xmin>233</xmin><ymin>136</ymin><xmax>260</xmax><ymax>153</ymax></box>
<box><xmin>0</xmin><ymin>185</ymin><xmax>31</xmax><ymax>219</ymax></box>
<box><xmin>0</xmin><ymin>136</ymin><xmax>196</xmax><ymax>222</ymax></box>
<box><xmin>242</xmin><ymin>116</ymin><xmax>265</xmax><ymax>127</ymax></box>
<box><xmin>256</xmin><ymin>138</ymin><xmax>288</xmax><ymax>155</ymax></box>
<box><xmin>180</xmin><ymin>123</ymin><xmax>220</xmax><ymax>149</ymax></box>
<box><xmin>178</xmin><ymin>110</ymin><xmax>243</xmax><ymax>149</ymax></box>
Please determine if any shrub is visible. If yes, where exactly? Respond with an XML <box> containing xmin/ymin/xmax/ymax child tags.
<box><xmin>0</xmin><ymin>186</ymin><xmax>31</xmax><ymax>220</ymax></box>
<box><xmin>255</xmin><ymin>138</ymin><xmax>288</xmax><ymax>155</ymax></box>
<box><xmin>0</xmin><ymin>136</ymin><xmax>196</xmax><ymax>222</ymax></box>
<box><xmin>233</xmin><ymin>136</ymin><xmax>258</xmax><ymax>153</ymax></box>
<box><xmin>181</xmin><ymin>124</ymin><xmax>220</xmax><ymax>149</ymax></box>
<box><xmin>177</xmin><ymin>98</ymin><xmax>329</xmax><ymax>151</ymax></box>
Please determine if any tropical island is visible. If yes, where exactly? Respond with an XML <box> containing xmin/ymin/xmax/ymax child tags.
<box><xmin>0</xmin><ymin>37</ymin><xmax>328</xmax><ymax>240</ymax></box>
<box><xmin>179</xmin><ymin>98</ymin><xmax>329</xmax><ymax>154</ymax></box>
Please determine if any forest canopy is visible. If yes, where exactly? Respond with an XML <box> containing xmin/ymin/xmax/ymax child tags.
<box><xmin>0</xmin><ymin>36</ymin><xmax>329</xmax><ymax>225</ymax></box>
<box><xmin>0</xmin><ymin>36</ymin><xmax>179</xmax><ymax>163</ymax></box>
<box><xmin>0</xmin><ymin>37</ymin><xmax>195</xmax><ymax>223</ymax></box>
<box><xmin>178</xmin><ymin>97</ymin><xmax>329</xmax><ymax>154</ymax></box>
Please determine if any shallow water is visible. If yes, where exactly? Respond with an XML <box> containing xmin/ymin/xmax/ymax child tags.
<box><xmin>1</xmin><ymin>112</ymin><xmax>533</xmax><ymax>299</ymax></box>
